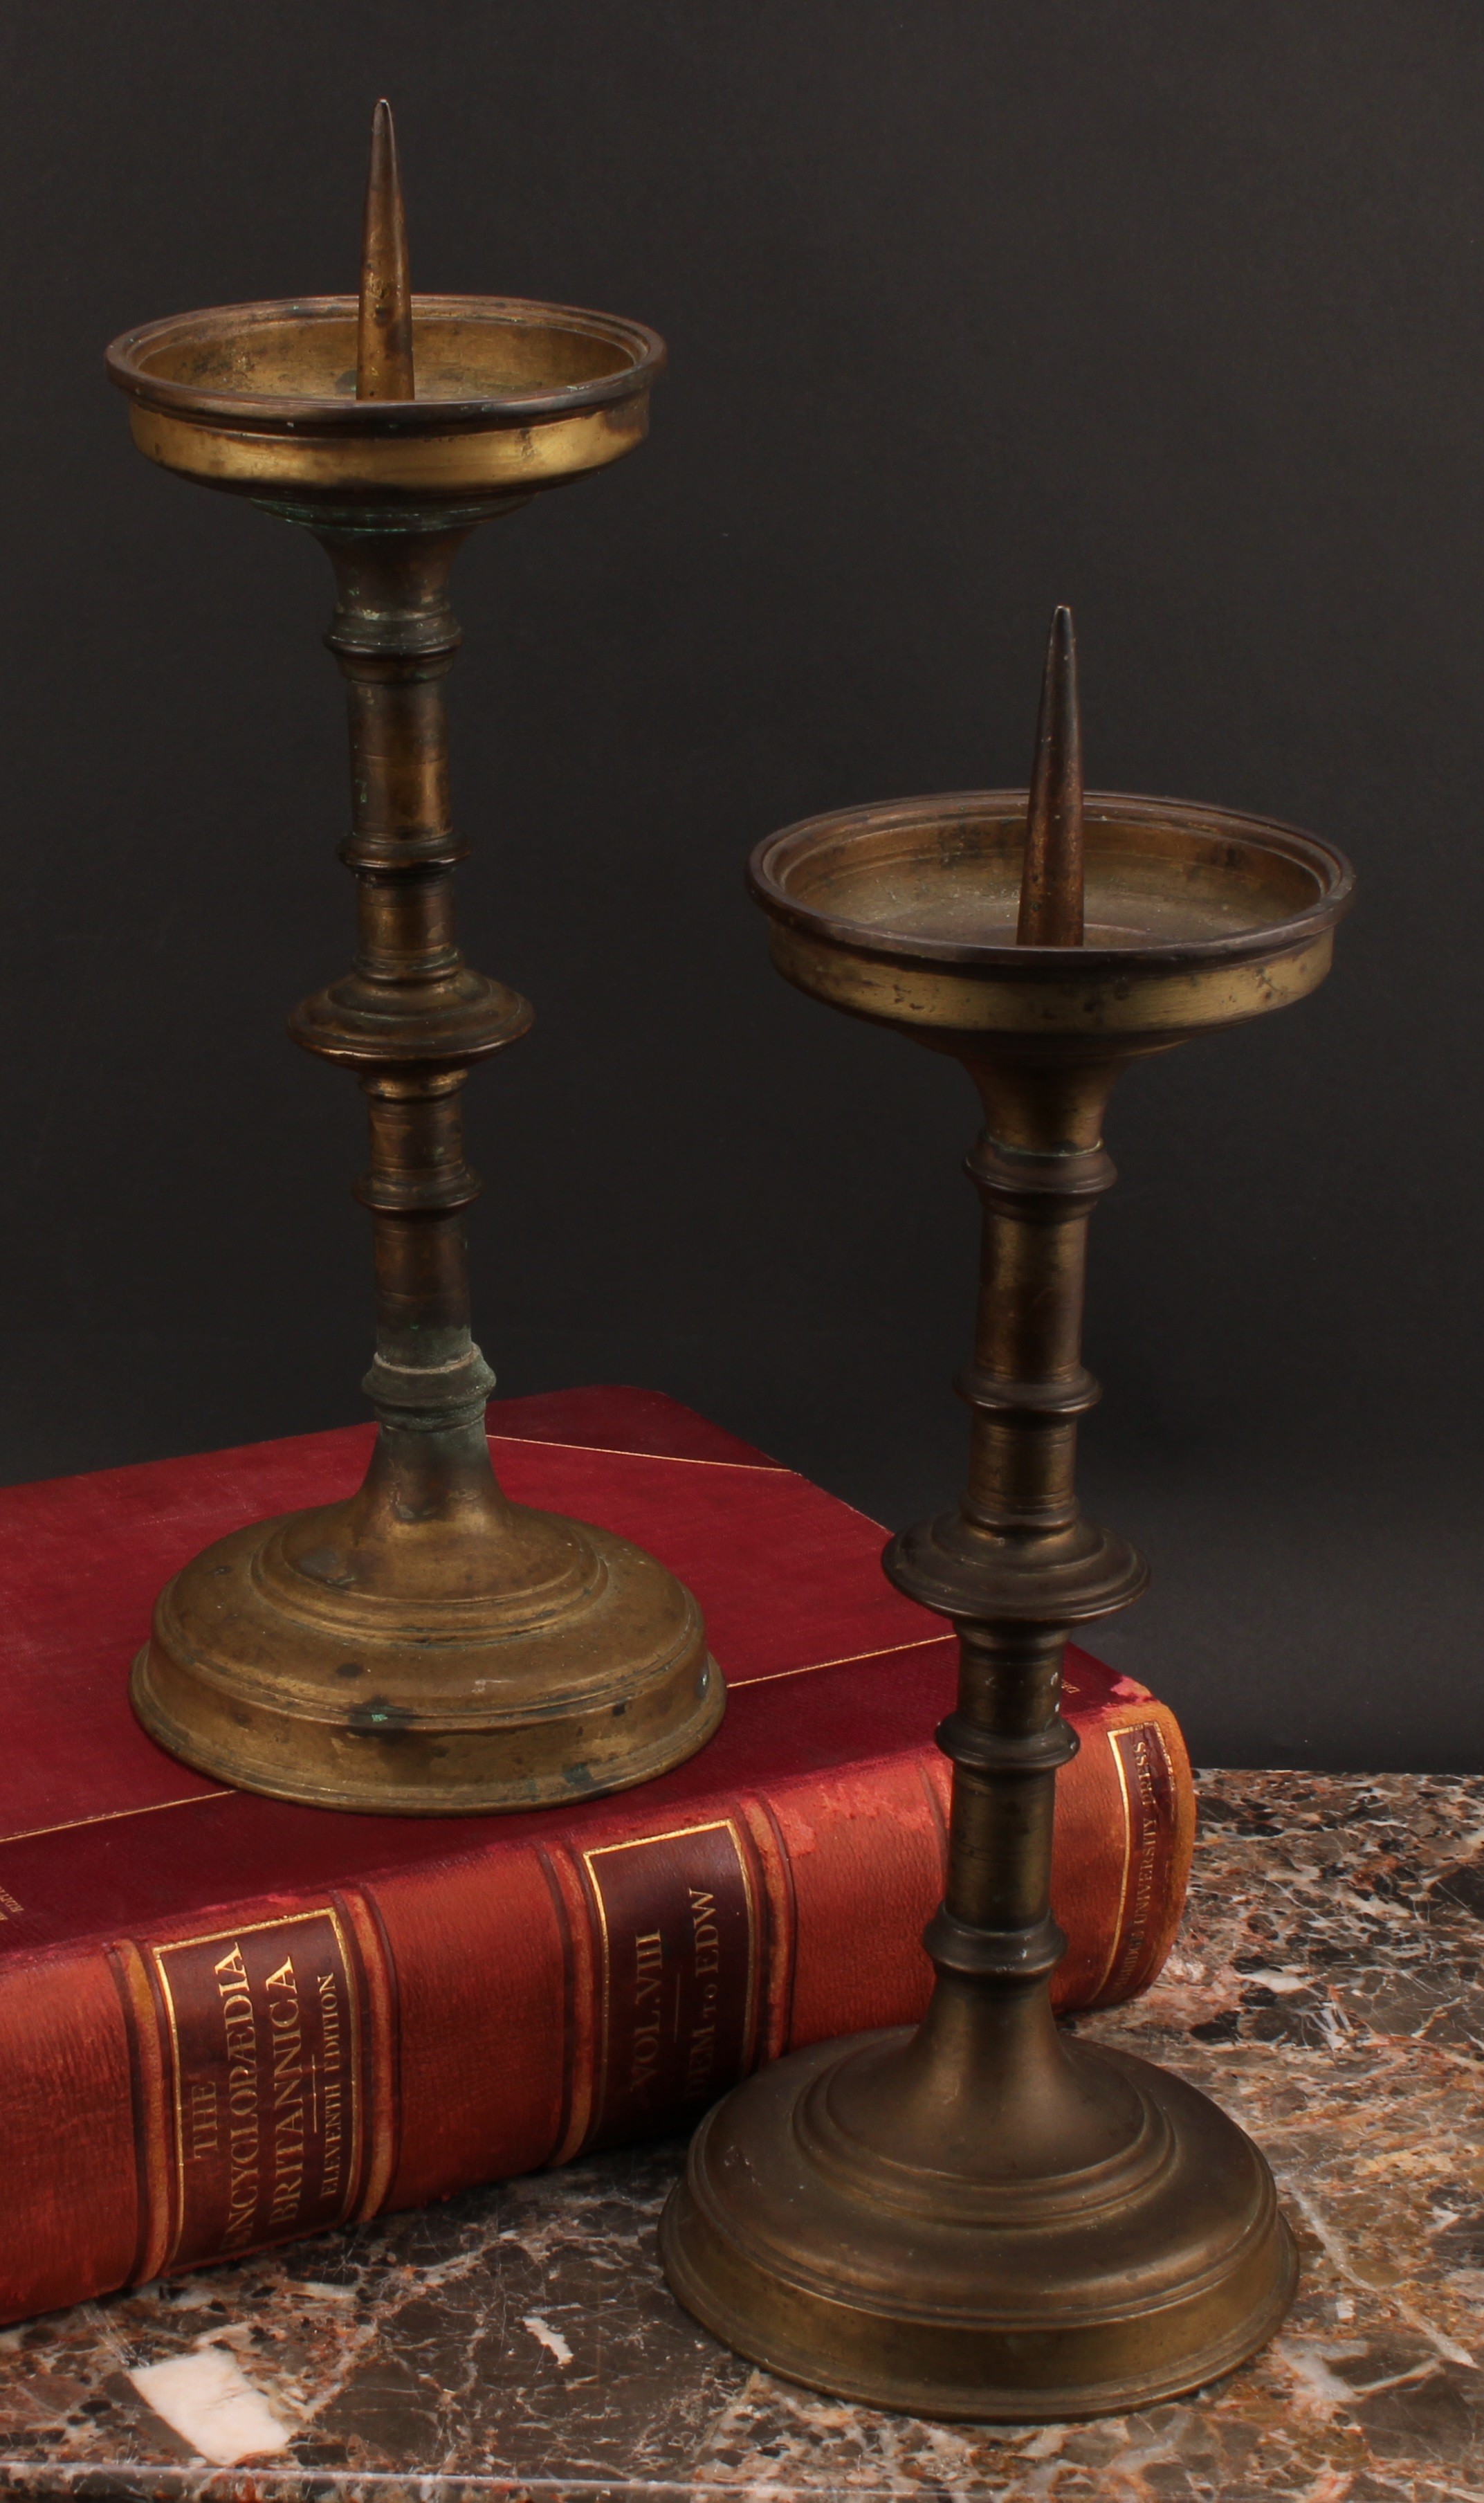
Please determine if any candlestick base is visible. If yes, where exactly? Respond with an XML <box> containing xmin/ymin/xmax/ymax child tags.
<box><xmin>660</xmin><ymin>2025</ymin><xmax>1295</xmax><ymax>2421</ymax></box>
<box><xmin>132</xmin><ymin>1477</ymin><xmax>720</xmax><ymax>1814</ymax></box>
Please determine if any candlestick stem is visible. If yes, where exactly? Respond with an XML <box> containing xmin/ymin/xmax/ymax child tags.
<box><xmin>286</xmin><ymin>529</ymin><xmax>521</xmax><ymax>1584</ymax></box>
<box><xmin>881</xmin><ymin>1059</ymin><xmax>1129</xmax><ymax>2166</ymax></box>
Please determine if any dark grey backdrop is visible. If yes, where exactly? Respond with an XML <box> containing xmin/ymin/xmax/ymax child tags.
<box><xmin>1</xmin><ymin>1</ymin><xmax>1476</xmax><ymax>1768</ymax></box>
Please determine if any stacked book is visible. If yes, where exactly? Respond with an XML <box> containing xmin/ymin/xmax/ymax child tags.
<box><xmin>0</xmin><ymin>1385</ymin><xmax>1191</xmax><ymax>2327</ymax></box>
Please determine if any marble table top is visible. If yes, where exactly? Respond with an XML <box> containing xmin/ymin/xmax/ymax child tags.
<box><xmin>3</xmin><ymin>1768</ymin><xmax>1483</xmax><ymax>2502</ymax></box>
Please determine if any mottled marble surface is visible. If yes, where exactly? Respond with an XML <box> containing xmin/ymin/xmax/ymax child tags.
<box><xmin>4</xmin><ymin>1770</ymin><xmax>1483</xmax><ymax>2502</ymax></box>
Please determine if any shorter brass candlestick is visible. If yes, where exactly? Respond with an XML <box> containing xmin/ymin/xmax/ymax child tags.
<box><xmin>107</xmin><ymin>105</ymin><xmax>722</xmax><ymax>1814</ymax></box>
<box><xmin>661</xmin><ymin>610</ymin><xmax>1353</xmax><ymax>2417</ymax></box>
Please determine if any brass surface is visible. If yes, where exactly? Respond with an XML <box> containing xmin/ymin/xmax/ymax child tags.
<box><xmin>114</xmin><ymin>106</ymin><xmax>720</xmax><ymax>1813</ymax></box>
<box><xmin>661</xmin><ymin>615</ymin><xmax>1352</xmax><ymax>2416</ymax></box>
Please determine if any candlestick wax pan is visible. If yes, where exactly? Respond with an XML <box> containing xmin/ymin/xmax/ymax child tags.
<box><xmin>760</xmin><ymin>792</ymin><xmax>1341</xmax><ymax>1041</ymax></box>
<box><xmin>105</xmin><ymin>104</ymin><xmax>721</xmax><ymax>1814</ymax></box>
<box><xmin>110</xmin><ymin>294</ymin><xmax>658</xmax><ymax>504</ymax></box>
<box><xmin>661</xmin><ymin>611</ymin><xmax>1353</xmax><ymax>2417</ymax></box>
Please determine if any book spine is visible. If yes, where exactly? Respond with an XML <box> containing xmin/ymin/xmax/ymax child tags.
<box><xmin>0</xmin><ymin>1700</ymin><xmax>1191</xmax><ymax>2325</ymax></box>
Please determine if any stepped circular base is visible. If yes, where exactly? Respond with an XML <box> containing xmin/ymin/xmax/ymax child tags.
<box><xmin>132</xmin><ymin>1497</ymin><xmax>722</xmax><ymax>1813</ymax></box>
<box><xmin>661</xmin><ymin>2029</ymin><xmax>1297</xmax><ymax>2422</ymax></box>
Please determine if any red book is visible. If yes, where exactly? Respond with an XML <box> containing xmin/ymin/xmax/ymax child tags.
<box><xmin>0</xmin><ymin>1387</ymin><xmax>1193</xmax><ymax>2327</ymax></box>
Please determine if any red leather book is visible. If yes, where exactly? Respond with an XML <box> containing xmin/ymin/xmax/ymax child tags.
<box><xmin>0</xmin><ymin>1386</ymin><xmax>1193</xmax><ymax>2326</ymax></box>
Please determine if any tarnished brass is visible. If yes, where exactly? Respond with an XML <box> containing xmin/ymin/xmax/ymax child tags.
<box><xmin>107</xmin><ymin>103</ymin><xmax>722</xmax><ymax>1814</ymax></box>
<box><xmin>661</xmin><ymin>610</ymin><xmax>1353</xmax><ymax>2417</ymax></box>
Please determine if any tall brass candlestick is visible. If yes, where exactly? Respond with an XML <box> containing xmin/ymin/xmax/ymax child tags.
<box><xmin>107</xmin><ymin>105</ymin><xmax>723</xmax><ymax>1814</ymax></box>
<box><xmin>661</xmin><ymin>611</ymin><xmax>1353</xmax><ymax>2417</ymax></box>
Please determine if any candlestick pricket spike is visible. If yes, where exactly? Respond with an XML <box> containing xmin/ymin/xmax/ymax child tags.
<box><xmin>358</xmin><ymin>99</ymin><xmax>414</xmax><ymax>400</ymax></box>
<box><xmin>661</xmin><ymin>612</ymin><xmax>1353</xmax><ymax>2417</ymax></box>
<box><xmin>107</xmin><ymin>104</ymin><xmax>722</xmax><ymax>1814</ymax></box>
<box><xmin>1017</xmin><ymin>603</ymin><xmax>1084</xmax><ymax>945</ymax></box>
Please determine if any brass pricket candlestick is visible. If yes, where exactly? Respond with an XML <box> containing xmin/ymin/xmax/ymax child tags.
<box><xmin>662</xmin><ymin>610</ymin><xmax>1353</xmax><ymax>2418</ymax></box>
<box><xmin>107</xmin><ymin>105</ymin><xmax>723</xmax><ymax>1814</ymax></box>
